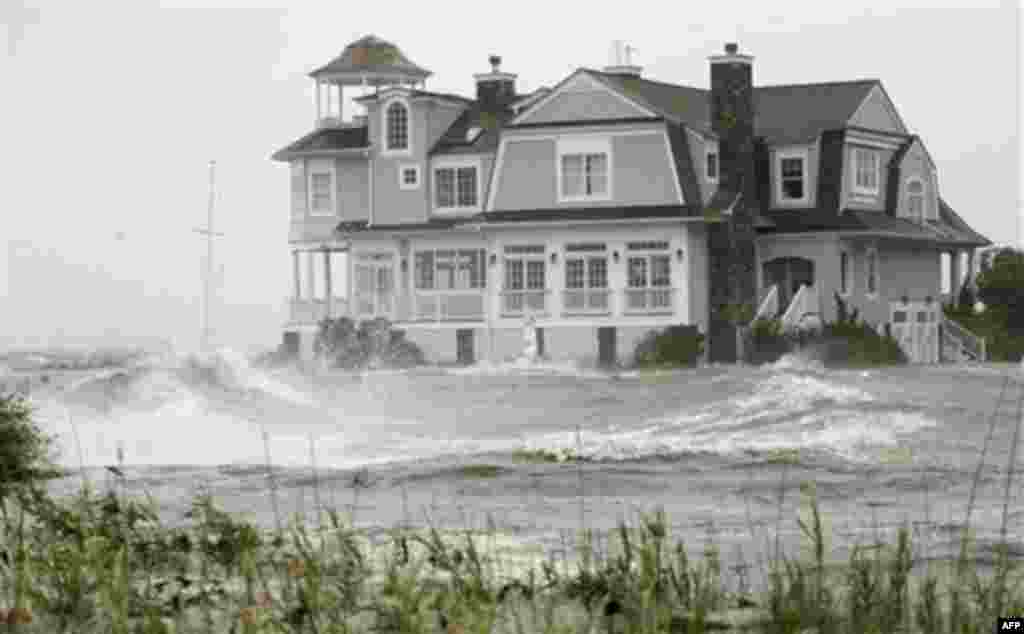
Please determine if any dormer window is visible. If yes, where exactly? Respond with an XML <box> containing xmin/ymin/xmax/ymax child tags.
<box><xmin>557</xmin><ymin>137</ymin><xmax>612</xmax><ymax>203</ymax></box>
<box><xmin>706</xmin><ymin>151</ymin><xmax>718</xmax><ymax>181</ymax></box>
<box><xmin>904</xmin><ymin>177</ymin><xmax>925</xmax><ymax>221</ymax></box>
<box><xmin>466</xmin><ymin>126</ymin><xmax>483</xmax><ymax>143</ymax></box>
<box><xmin>853</xmin><ymin>147</ymin><xmax>880</xmax><ymax>195</ymax></box>
<box><xmin>385</xmin><ymin>100</ymin><xmax>409</xmax><ymax>152</ymax></box>
<box><xmin>776</xmin><ymin>148</ymin><xmax>808</xmax><ymax>204</ymax></box>
<box><xmin>433</xmin><ymin>159</ymin><xmax>481</xmax><ymax>213</ymax></box>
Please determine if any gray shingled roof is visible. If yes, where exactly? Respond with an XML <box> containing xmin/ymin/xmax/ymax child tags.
<box><xmin>586</xmin><ymin>70</ymin><xmax>880</xmax><ymax>145</ymax></box>
<box><xmin>310</xmin><ymin>35</ymin><xmax>431</xmax><ymax>81</ymax></box>
<box><xmin>270</xmin><ymin>126</ymin><xmax>369</xmax><ymax>161</ymax></box>
<box><xmin>430</xmin><ymin>105</ymin><xmax>517</xmax><ymax>156</ymax></box>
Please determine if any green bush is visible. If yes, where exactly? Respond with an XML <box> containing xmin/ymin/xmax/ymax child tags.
<box><xmin>943</xmin><ymin>303</ymin><xmax>1024</xmax><ymax>362</ymax></box>
<box><xmin>744</xmin><ymin>318</ymin><xmax>792</xmax><ymax>365</ymax></box>
<box><xmin>794</xmin><ymin>294</ymin><xmax>907</xmax><ymax>367</ymax></box>
<box><xmin>632</xmin><ymin>325</ymin><xmax>704</xmax><ymax>368</ymax></box>
<box><xmin>313</xmin><ymin>317</ymin><xmax>425</xmax><ymax>370</ymax></box>
<box><xmin>0</xmin><ymin>394</ymin><xmax>66</xmax><ymax>502</ymax></box>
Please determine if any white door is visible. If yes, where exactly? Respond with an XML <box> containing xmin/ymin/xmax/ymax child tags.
<box><xmin>889</xmin><ymin>302</ymin><xmax>939</xmax><ymax>363</ymax></box>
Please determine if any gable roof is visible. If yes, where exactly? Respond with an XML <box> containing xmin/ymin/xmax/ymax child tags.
<box><xmin>271</xmin><ymin>126</ymin><xmax>369</xmax><ymax>162</ymax></box>
<box><xmin>310</xmin><ymin>35</ymin><xmax>431</xmax><ymax>82</ymax></box>
<box><xmin>544</xmin><ymin>71</ymin><xmax>881</xmax><ymax>146</ymax></box>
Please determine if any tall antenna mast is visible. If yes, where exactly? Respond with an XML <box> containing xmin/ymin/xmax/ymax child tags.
<box><xmin>193</xmin><ymin>160</ymin><xmax>224</xmax><ymax>354</ymax></box>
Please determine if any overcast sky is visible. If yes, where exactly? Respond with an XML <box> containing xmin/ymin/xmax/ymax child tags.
<box><xmin>1</xmin><ymin>0</ymin><xmax>1020</xmax><ymax>354</ymax></box>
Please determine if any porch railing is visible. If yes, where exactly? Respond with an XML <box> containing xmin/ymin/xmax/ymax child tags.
<box><xmin>780</xmin><ymin>284</ymin><xmax>821</xmax><ymax>331</ymax></box>
<box><xmin>562</xmin><ymin>288</ymin><xmax>612</xmax><ymax>315</ymax></box>
<box><xmin>288</xmin><ymin>297</ymin><xmax>349</xmax><ymax>324</ymax></box>
<box><xmin>622</xmin><ymin>287</ymin><xmax>675</xmax><ymax>314</ymax></box>
<box><xmin>941</xmin><ymin>315</ymin><xmax>987</xmax><ymax>362</ymax></box>
<box><xmin>753</xmin><ymin>285</ymin><xmax>779</xmax><ymax>322</ymax></box>
<box><xmin>500</xmin><ymin>290</ymin><xmax>549</xmax><ymax>317</ymax></box>
<box><xmin>413</xmin><ymin>291</ymin><xmax>486</xmax><ymax>322</ymax></box>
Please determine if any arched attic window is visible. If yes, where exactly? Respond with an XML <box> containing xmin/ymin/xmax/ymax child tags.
<box><xmin>904</xmin><ymin>177</ymin><xmax>925</xmax><ymax>221</ymax></box>
<box><xmin>385</xmin><ymin>101</ymin><xmax>409</xmax><ymax>151</ymax></box>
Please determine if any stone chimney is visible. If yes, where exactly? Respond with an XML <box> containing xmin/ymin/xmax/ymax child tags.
<box><xmin>474</xmin><ymin>55</ymin><xmax>517</xmax><ymax>112</ymax></box>
<box><xmin>705</xmin><ymin>42</ymin><xmax>759</xmax><ymax>362</ymax></box>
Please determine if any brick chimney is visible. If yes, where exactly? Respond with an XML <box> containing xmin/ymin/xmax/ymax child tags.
<box><xmin>705</xmin><ymin>42</ymin><xmax>759</xmax><ymax>362</ymax></box>
<box><xmin>474</xmin><ymin>55</ymin><xmax>517</xmax><ymax>112</ymax></box>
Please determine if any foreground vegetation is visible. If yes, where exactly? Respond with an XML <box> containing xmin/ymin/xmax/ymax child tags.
<box><xmin>2</xmin><ymin>383</ymin><xmax>1022</xmax><ymax>632</ymax></box>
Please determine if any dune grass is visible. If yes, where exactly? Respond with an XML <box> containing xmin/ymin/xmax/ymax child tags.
<box><xmin>1</xmin><ymin>372</ymin><xmax>1022</xmax><ymax>632</ymax></box>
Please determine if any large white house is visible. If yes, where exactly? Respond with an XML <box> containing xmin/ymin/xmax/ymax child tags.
<box><xmin>272</xmin><ymin>36</ymin><xmax>991</xmax><ymax>366</ymax></box>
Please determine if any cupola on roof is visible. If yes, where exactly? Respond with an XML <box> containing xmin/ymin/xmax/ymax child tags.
<box><xmin>309</xmin><ymin>34</ymin><xmax>432</xmax><ymax>86</ymax></box>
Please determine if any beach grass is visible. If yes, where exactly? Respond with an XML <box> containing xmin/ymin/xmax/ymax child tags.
<box><xmin>1</xmin><ymin>370</ymin><xmax>1023</xmax><ymax>633</ymax></box>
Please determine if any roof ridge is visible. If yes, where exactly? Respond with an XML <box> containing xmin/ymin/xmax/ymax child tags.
<box><xmin>756</xmin><ymin>78</ymin><xmax>880</xmax><ymax>90</ymax></box>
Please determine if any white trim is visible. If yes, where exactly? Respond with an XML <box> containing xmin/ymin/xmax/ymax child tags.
<box><xmin>844</xmin><ymin>134</ymin><xmax>902</xmax><ymax>151</ymax></box>
<box><xmin>380</xmin><ymin>96</ymin><xmax>413</xmax><ymax>157</ymax></box>
<box><xmin>662</xmin><ymin>130</ymin><xmax>685</xmax><ymax>204</ymax></box>
<box><xmin>472</xmin><ymin>71</ymin><xmax>518</xmax><ymax>82</ymax></box>
<box><xmin>775</xmin><ymin>147</ymin><xmax>810</xmax><ymax>205</ymax></box>
<box><xmin>307</xmin><ymin>158</ymin><xmax>337</xmax><ymax>217</ymax></box>
<box><xmin>708</xmin><ymin>53</ymin><xmax>754</xmax><ymax>65</ymax></box>
<box><xmin>510</xmin><ymin>88</ymin><xmax>551</xmax><ymax>115</ymax></box>
<box><xmin>847</xmin><ymin>84</ymin><xmax>909</xmax><ymax>135</ymax></box>
<box><xmin>928</xmin><ymin>167</ymin><xmax>939</xmax><ymax>221</ymax></box>
<box><xmin>368</xmin><ymin>153</ymin><xmax>374</xmax><ymax>227</ymax></box>
<box><xmin>485</xmin><ymin>137</ymin><xmax>508</xmax><ymax>211</ymax></box>
<box><xmin>556</xmin><ymin>136</ymin><xmax>613</xmax><ymax>203</ymax></box>
<box><xmin>466</xmin><ymin>217</ymin><xmax>701</xmax><ymax>230</ymax></box>
<box><xmin>398</xmin><ymin>163</ymin><xmax>421</xmax><ymax>190</ymax></box>
<box><xmin>432</xmin><ymin>157</ymin><xmax>483</xmax><ymax>215</ymax></box>
<box><xmin>851</xmin><ymin>147</ymin><xmax>881</xmax><ymax>197</ymax></box>
<box><xmin>509</xmin><ymin>69</ymin><xmax>657</xmax><ymax>126</ymax></box>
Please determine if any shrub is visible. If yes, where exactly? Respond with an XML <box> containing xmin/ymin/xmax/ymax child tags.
<box><xmin>0</xmin><ymin>395</ymin><xmax>65</xmax><ymax>503</ymax></box>
<box><xmin>313</xmin><ymin>317</ymin><xmax>425</xmax><ymax>370</ymax></box>
<box><xmin>797</xmin><ymin>294</ymin><xmax>907</xmax><ymax>367</ymax></box>
<box><xmin>633</xmin><ymin>325</ymin><xmax>704</xmax><ymax>368</ymax></box>
<box><xmin>744</xmin><ymin>318</ymin><xmax>792</xmax><ymax>365</ymax></box>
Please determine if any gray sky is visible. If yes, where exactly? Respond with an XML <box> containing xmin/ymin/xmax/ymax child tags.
<box><xmin>1</xmin><ymin>0</ymin><xmax>1020</xmax><ymax>354</ymax></box>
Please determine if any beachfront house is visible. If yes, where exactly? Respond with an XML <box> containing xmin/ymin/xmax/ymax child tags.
<box><xmin>272</xmin><ymin>35</ymin><xmax>991</xmax><ymax>366</ymax></box>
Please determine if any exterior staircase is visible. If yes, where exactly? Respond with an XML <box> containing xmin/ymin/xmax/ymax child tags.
<box><xmin>780</xmin><ymin>284</ymin><xmax>822</xmax><ymax>332</ymax></box>
<box><xmin>941</xmin><ymin>315</ymin><xmax>987</xmax><ymax>362</ymax></box>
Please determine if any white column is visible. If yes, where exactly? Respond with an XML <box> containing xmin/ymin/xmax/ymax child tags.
<box><xmin>315</xmin><ymin>80</ymin><xmax>322</xmax><ymax>124</ymax></box>
<box><xmin>323</xmin><ymin>249</ymin><xmax>333</xmax><ymax>318</ymax></box>
<box><xmin>950</xmin><ymin>249</ymin><xmax>962</xmax><ymax>298</ymax></box>
<box><xmin>292</xmin><ymin>250</ymin><xmax>301</xmax><ymax>299</ymax></box>
<box><xmin>336</xmin><ymin>84</ymin><xmax>344</xmax><ymax>122</ymax></box>
<box><xmin>305</xmin><ymin>251</ymin><xmax>316</xmax><ymax>300</ymax></box>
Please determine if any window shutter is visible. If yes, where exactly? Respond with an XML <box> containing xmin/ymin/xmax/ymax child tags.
<box><xmin>291</xmin><ymin>161</ymin><xmax>307</xmax><ymax>217</ymax></box>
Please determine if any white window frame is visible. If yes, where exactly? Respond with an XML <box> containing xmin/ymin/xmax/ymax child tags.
<box><xmin>852</xmin><ymin>147</ymin><xmax>881</xmax><ymax>196</ymax></box>
<box><xmin>557</xmin><ymin>136</ymin><xmax>613</xmax><ymax>203</ymax></box>
<box><xmin>432</xmin><ymin>158</ymin><xmax>482</xmax><ymax>214</ymax></box>
<box><xmin>413</xmin><ymin>248</ymin><xmax>487</xmax><ymax>291</ymax></box>
<box><xmin>502</xmin><ymin>244</ymin><xmax>548</xmax><ymax>315</ymax></box>
<box><xmin>776</xmin><ymin>147</ymin><xmax>809</xmax><ymax>205</ymax></box>
<box><xmin>307</xmin><ymin>159</ymin><xmax>336</xmax><ymax>217</ymax></box>
<box><xmin>903</xmin><ymin>176</ymin><xmax>926</xmax><ymax>221</ymax></box>
<box><xmin>839</xmin><ymin>250</ymin><xmax>852</xmax><ymax>296</ymax></box>
<box><xmin>398</xmin><ymin>163</ymin><xmax>421</xmax><ymax>190</ymax></box>
<box><xmin>381</xmin><ymin>97</ymin><xmax>412</xmax><ymax>156</ymax></box>
<box><xmin>705</xmin><ymin>147</ymin><xmax>719</xmax><ymax>182</ymax></box>
<box><xmin>865</xmin><ymin>246</ymin><xmax>880</xmax><ymax>299</ymax></box>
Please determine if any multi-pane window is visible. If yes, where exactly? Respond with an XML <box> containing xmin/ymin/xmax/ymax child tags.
<box><xmin>400</xmin><ymin>165</ymin><xmax>420</xmax><ymax>189</ymax></box>
<box><xmin>854</xmin><ymin>148</ymin><xmax>880</xmax><ymax>194</ymax></box>
<box><xmin>385</xmin><ymin>102</ymin><xmax>408</xmax><ymax>151</ymax></box>
<box><xmin>414</xmin><ymin>249</ymin><xmax>485</xmax><ymax>290</ymax></box>
<box><xmin>503</xmin><ymin>245</ymin><xmax>546</xmax><ymax>313</ymax></box>
<box><xmin>626</xmin><ymin>242</ymin><xmax>671</xmax><ymax>289</ymax></box>
<box><xmin>780</xmin><ymin>156</ymin><xmax>805</xmax><ymax>201</ymax></box>
<box><xmin>840</xmin><ymin>251</ymin><xmax>851</xmax><ymax>295</ymax></box>
<box><xmin>866</xmin><ymin>248</ymin><xmax>879</xmax><ymax>296</ymax></box>
<box><xmin>905</xmin><ymin>179</ymin><xmax>925</xmax><ymax>220</ymax></box>
<box><xmin>310</xmin><ymin>172</ymin><xmax>333</xmax><ymax>215</ymax></box>
<box><xmin>561</xmin><ymin>153</ymin><xmax>608</xmax><ymax>198</ymax></box>
<box><xmin>564</xmin><ymin>243</ymin><xmax>608</xmax><ymax>312</ymax></box>
<box><xmin>706</xmin><ymin>151</ymin><xmax>718</xmax><ymax>181</ymax></box>
<box><xmin>435</xmin><ymin>166</ymin><xmax>478</xmax><ymax>209</ymax></box>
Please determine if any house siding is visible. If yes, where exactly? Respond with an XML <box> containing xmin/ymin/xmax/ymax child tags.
<box><xmin>840</xmin><ymin>240</ymin><xmax>941</xmax><ymax>327</ymax></box>
<box><xmin>848</xmin><ymin>86</ymin><xmax>906</xmax><ymax>134</ymax></box>
<box><xmin>518</xmin><ymin>90</ymin><xmax>651</xmax><ymax>124</ymax></box>
<box><xmin>842</xmin><ymin>143</ymin><xmax>896</xmax><ymax>212</ymax></box>
<box><xmin>491</xmin><ymin>127</ymin><xmax>679</xmax><ymax>211</ymax></box>
<box><xmin>893</xmin><ymin>141</ymin><xmax>937</xmax><ymax>221</ymax></box>
<box><xmin>686</xmin><ymin>129</ymin><xmax>716</xmax><ymax>204</ymax></box>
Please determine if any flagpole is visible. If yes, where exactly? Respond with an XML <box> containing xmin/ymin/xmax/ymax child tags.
<box><xmin>194</xmin><ymin>160</ymin><xmax>224</xmax><ymax>355</ymax></box>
